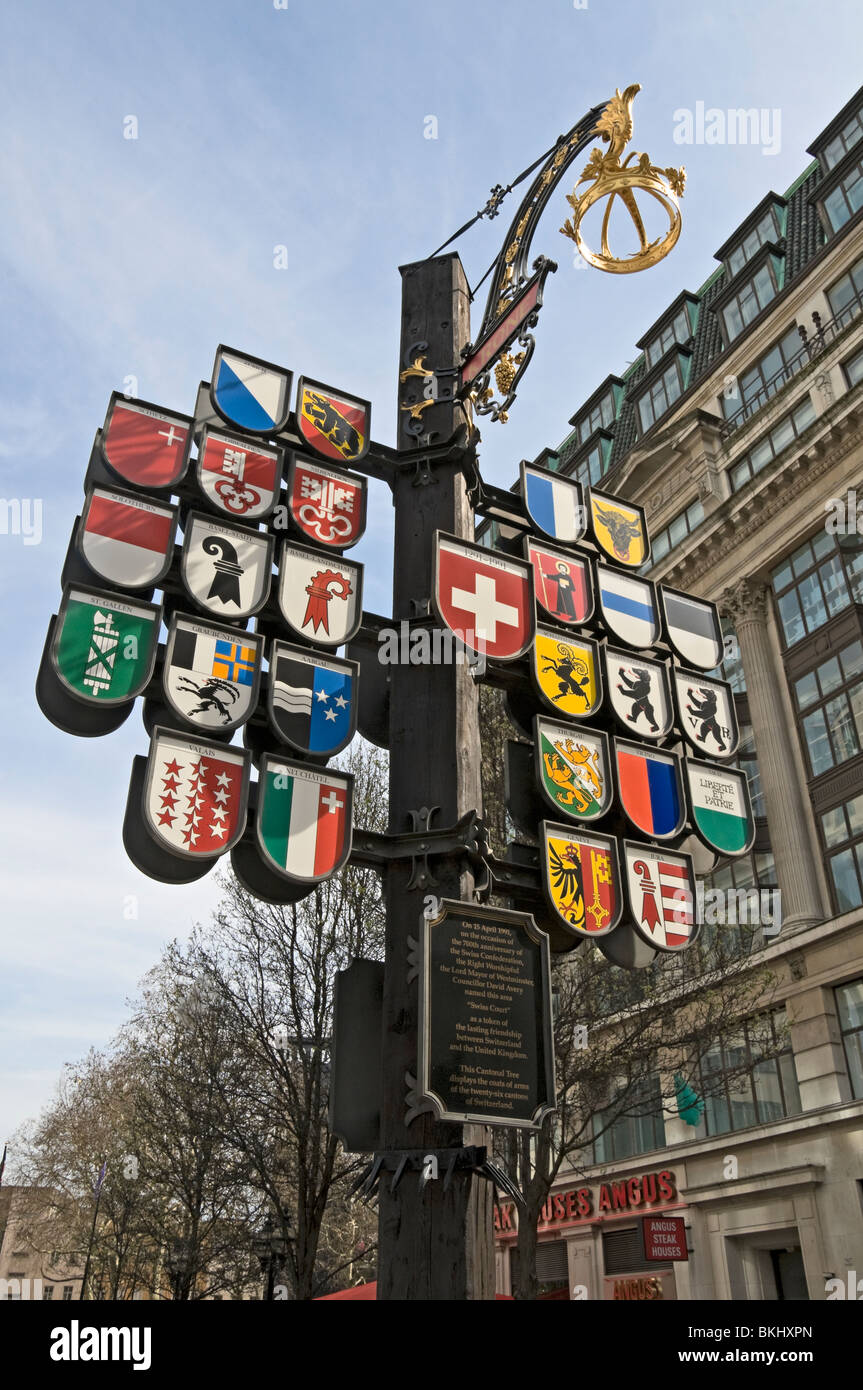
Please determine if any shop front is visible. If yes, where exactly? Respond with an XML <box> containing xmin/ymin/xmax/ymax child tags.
<box><xmin>494</xmin><ymin>1166</ymin><xmax>689</xmax><ymax>1300</ymax></box>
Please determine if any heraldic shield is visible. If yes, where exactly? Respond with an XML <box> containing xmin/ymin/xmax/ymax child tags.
<box><xmin>78</xmin><ymin>487</ymin><xmax>177</xmax><ymax>589</ymax></box>
<box><xmin>287</xmin><ymin>455</ymin><xmax>367</xmax><ymax>549</ymax></box>
<box><xmin>196</xmin><ymin>427</ymin><xmax>282</xmax><ymax>521</ymax></box>
<box><xmin>541</xmin><ymin>822</ymin><xmax>622</xmax><ymax>939</ymax></box>
<box><xmin>521</xmin><ymin>462</ymin><xmax>586</xmax><ymax>545</ymax></box>
<box><xmin>532</xmin><ymin>627</ymin><xmax>602</xmax><ymax>719</ymax></box>
<box><xmin>596</xmin><ymin>567</ymin><xmax>659</xmax><ymax>649</ymax></box>
<box><xmin>685</xmin><ymin>758</ymin><xmax>755</xmax><ymax>857</ymax></box>
<box><xmin>100</xmin><ymin>393</ymin><xmax>192</xmax><ymax>490</ymax></box>
<box><xmin>142</xmin><ymin>728</ymin><xmax>251</xmax><ymax>860</ymax></box>
<box><xmin>588</xmin><ymin>488</ymin><xmax>649</xmax><ymax>568</ymax></box>
<box><xmin>604</xmin><ymin>646</ymin><xmax>673</xmax><ymax>740</ymax></box>
<box><xmin>433</xmin><ymin>533</ymin><xmax>533</xmax><ymax>661</ymax></box>
<box><xmin>661</xmin><ymin>585</ymin><xmax>723</xmax><ymax>671</ymax></box>
<box><xmin>615</xmin><ymin>738</ymin><xmax>686</xmax><ymax>840</ymax></box>
<box><xmin>52</xmin><ymin>585</ymin><xmax>161</xmax><ymax>706</ymax></box>
<box><xmin>163</xmin><ymin>615</ymin><xmax>262</xmax><ymax>733</ymax></box>
<box><xmin>534</xmin><ymin>717</ymin><xmax>612</xmax><ymax>821</ymax></box>
<box><xmin>623</xmin><ymin>841</ymin><xmax>696</xmax><ymax>951</ymax></box>
<box><xmin>255</xmin><ymin>754</ymin><xmax>353</xmax><ymax>884</ymax></box>
<box><xmin>209</xmin><ymin>345</ymin><xmax>292</xmax><ymax>435</ymax></box>
<box><xmin>181</xmin><ymin>514</ymin><xmax>273</xmax><ymax>620</ymax></box>
<box><xmin>268</xmin><ymin>641</ymin><xmax>358</xmax><ymax>757</ymax></box>
<box><xmin>277</xmin><ymin>542</ymin><xmax>363</xmax><ymax>647</ymax></box>
<box><xmin>672</xmin><ymin>667</ymin><xmax>739</xmax><ymax>759</ymax></box>
<box><xmin>295</xmin><ymin>377</ymin><xmax>371</xmax><ymax>465</ymax></box>
<box><xmin>525</xmin><ymin>537</ymin><xmax>593</xmax><ymax>627</ymax></box>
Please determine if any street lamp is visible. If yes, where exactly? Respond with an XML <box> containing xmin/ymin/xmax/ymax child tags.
<box><xmin>253</xmin><ymin>1216</ymin><xmax>289</xmax><ymax>1301</ymax></box>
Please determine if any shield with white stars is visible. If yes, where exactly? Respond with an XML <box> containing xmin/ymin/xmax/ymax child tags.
<box><xmin>143</xmin><ymin>728</ymin><xmax>250</xmax><ymax>859</ymax></box>
<box><xmin>267</xmin><ymin>641</ymin><xmax>358</xmax><ymax>757</ymax></box>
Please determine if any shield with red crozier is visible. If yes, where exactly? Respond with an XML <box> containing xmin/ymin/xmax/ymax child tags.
<box><xmin>433</xmin><ymin>533</ymin><xmax>534</xmax><ymax>661</ymax></box>
<box><xmin>277</xmin><ymin>541</ymin><xmax>363</xmax><ymax>648</ymax></box>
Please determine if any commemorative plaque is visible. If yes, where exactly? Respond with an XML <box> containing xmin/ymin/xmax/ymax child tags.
<box><xmin>418</xmin><ymin>900</ymin><xmax>555</xmax><ymax>1129</ymax></box>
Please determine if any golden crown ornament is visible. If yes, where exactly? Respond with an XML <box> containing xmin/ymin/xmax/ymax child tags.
<box><xmin>560</xmin><ymin>84</ymin><xmax>685</xmax><ymax>273</ymax></box>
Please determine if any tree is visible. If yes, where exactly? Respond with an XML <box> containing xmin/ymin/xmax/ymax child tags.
<box><xmin>187</xmin><ymin>738</ymin><xmax>387</xmax><ymax>1299</ymax></box>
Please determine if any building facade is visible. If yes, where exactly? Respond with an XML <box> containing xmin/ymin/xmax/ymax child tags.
<box><xmin>489</xmin><ymin>85</ymin><xmax>863</xmax><ymax>1301</ymax></box>
<box><xmin>0</xmin><ymin>1186</ymin><xmax>83</xmax><ymax>1301</ymax></box>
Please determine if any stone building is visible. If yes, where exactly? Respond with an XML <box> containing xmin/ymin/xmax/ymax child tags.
<box><xmin>0</xmin><ymin>1186</ymin><xmax>83</xmax><ymax>1301</ymax></box>
<box><xmin>487</xmin><ymin>84</ymin><xmax>863</xmax><ymax>1300</ymax></box>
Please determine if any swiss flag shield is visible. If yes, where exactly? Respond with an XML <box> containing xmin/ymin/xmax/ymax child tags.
<box><xmin>433</xmin><ymin>534</ymin><xmax>534</xmax><ymax>660</ymax></box>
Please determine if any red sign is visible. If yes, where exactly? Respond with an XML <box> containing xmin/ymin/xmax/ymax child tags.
<box><xmin>643</xmin><ymin>1215</ymin><xmax>688</xmax><ymax>1262</ymax></box>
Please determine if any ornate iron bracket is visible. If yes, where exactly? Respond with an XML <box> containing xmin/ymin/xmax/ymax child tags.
<box><xmin>349</xmin><ymin>808</ymin><xmax>492</xmax><ymax>896</ymax></box>
<box><xmin>349</xmin><ymin>1145</ymin><xmax>525</xmax><ymax>1210</ymax></box>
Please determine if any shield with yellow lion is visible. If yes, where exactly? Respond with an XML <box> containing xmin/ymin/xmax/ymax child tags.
<box><xmin>534</xmin><ymin>718</ymin><xmax>611</xmax><ymax>821</ymax></box>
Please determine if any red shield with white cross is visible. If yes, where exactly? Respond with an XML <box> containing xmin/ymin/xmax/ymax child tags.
<box><xmin>287</xmin><ymin>456</ymin><xmax>367</xmax><ymax>549</ymax></box>
<box><xmin>433</xmin><ymin>533</ymin><xmax>534</xmax><ymax>661</ymax></box>
<box><xmin>196</xmin><ymin>427</ymin><xmax>282</xmax><ymax>520</ymax></box>
<box><xmin>143</xmin><ymin>728</ymin><xmax>250</xmax><ymax>860</ymax></box>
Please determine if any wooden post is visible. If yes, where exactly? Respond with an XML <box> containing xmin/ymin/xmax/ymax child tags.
<box><xmin>376</xmin><ymin>254</ymin><xmax>495</xmax><ymax>1299</ymax></box>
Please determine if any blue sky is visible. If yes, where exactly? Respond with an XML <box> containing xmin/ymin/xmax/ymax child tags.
<box><xmin>1</xmin><ymin>0</ymin><xmax>861</xmax><ymax>1146</ymax></box>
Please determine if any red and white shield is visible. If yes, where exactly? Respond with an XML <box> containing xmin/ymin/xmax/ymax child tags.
<box><xmin>144</xmin><ymin>729</ymin><xmax>250</xmax><ymax>859</ymax></box>
<box><xmin>196</xmin><ymin>427</ymin><xmax>281</xmax><ymax>520</ymax></box>
<box><xmin>78</xmin><ymin>487</ymin><xmax>177</xmax><ymax>588</ymax></box>
<box><xmin>433</xmin><ymin>534</ymin><xmax>534</xmax><ymax>660</ymax></box>
<box><xmin>101</xmin><ymin>394</ymin><xmax>192</xmax><ymax>489</ymax></box>
<box><xmin>287</xmin><ymin>456</ymin><xmax>366</xmax><ymax>549</ymax></box>
<box><xmin>623</xmin><ymin>842</ymin><xmax>695</xmax><ymax>951</ymax></box>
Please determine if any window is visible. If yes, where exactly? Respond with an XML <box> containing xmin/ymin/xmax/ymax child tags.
<box><xmin>820</xmin><ymin>795</ymin><xmax>863</xmax><ymax>913</ymax></box>
<box><xmin>645</xmin><ymin>305</ymin><xmax>695</xmax><ymax>369</ymax></box>
<box><xmin>647</xmin><ymin>497</ymin><xmax>704</xmax><ymax>566</ymax></box>
<box><xmin>637</xmin><ymin>359</ymin><xmax>686</xmax><ymax>432</ymax></box>
<box><xmin>697</xmin><ymin>1010</ymin><xmax>801</xmax><ymax>1137</ymax></box>
<box><xmin>836</xmin><ymin>979</ymin><xmax>863</xmax><ymax>1097</ymax></box>
<box><xmin>824</xmin><ymin>157</ymin><xmax>863</xmax><ymax>232</ymax></box>
<box><xmin>570</xmin><ymin>438</ymin><xmax>608</xmax><ymax>492</ymax></box>
<box><xmin>727</xmin><ymin>209</ymin><xmax>781</xmax><ymax>278</ymax></box>
<box><xmin>729</xmin><ymin>396</ymin><xmax>816</xmax><ymax>492</ymax></box>
<box><xmin>721</xmin><ymin>325</ymin><xmax>802</xmax><ymax>421</ymax></box>
<box><xmin>575</xmin><ymin>390</ymin><xmax>616</xmax><ymax>446</ymax></box>
<box><xmin>843</xmin><ymin>344</ymin><xmax>863</xmax><ymax>388</ymax></box>
<box><xmin>721</xmin><ymin>262</ymin><xmax>779</xmax><ymax>342</ymax></box>
<box><xmin>826</xmin><ymin>253</ymin><xmax>863</xmax><ymax>327</ymax></box>
<box><xmin>591</xmin><ymin>1074</ymin><xmax>665</xmax><ymax>1163</ymax></box>
<box><xmin>771</xmin><ymin>533</ymin><xmax>863</xmax><ymax>648</ymax></box>
<box><xmin>43</xmin><ymin>1286</ymin><xmax>54</xmax><ymax>1301</ymax></box>
<box><xmin>822</xmin><ymin>105</ymin><xmax>863</xmax><ymax>170</ymax></box>
<box><xmin>62</xmin><ymin>1285</ymin><xmax>74</xmax><ymax>1300</ymax></box>
<box><xmin>794</xmin><ymin>639</ymin><xmax>863</xmax><ymax>777</ymax></box>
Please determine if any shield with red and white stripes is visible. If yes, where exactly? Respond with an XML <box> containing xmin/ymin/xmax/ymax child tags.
<box><xmin>433</xmin><ymin>533</ymin><xmax>534</xmax><ymax>661</ymax></box>
<box><xmin>623</xmin><ymin>842</ymin><xmax>696</xmax><ymax>951</ymax></box>
<box><xmin>79</xmin><ymin>487</ymin><xmax>177</xmax><ymax>588</ymax></box>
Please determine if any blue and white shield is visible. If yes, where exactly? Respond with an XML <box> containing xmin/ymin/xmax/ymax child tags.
<box><xmin>210</xmin><ymin>345</ymin><xmax>292</xmax><ymax>436</ymax></box>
